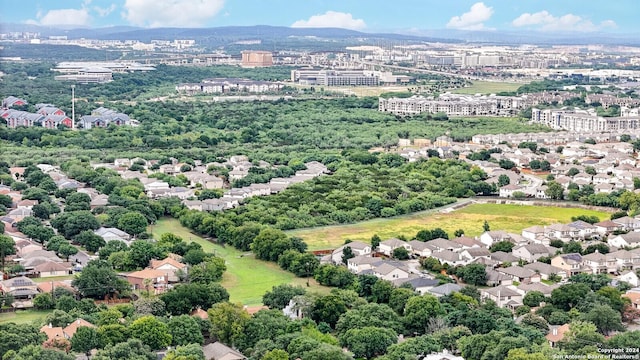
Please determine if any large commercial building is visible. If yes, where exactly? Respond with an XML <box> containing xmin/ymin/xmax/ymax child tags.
<box><xmin>176</xmin><ymin>78</ymin><xmax>284</xmax><ymax>94</ymax></box>
<box><xmin>531</xmin><ymin>108</ymin><xmax>640</xmax><ymax>131</ymax></box>
<box><xmin>241</xmin><ymin>51</ymin><xmax>273</xmax><ymax>67</ymax></box>
<box><xmin>290</xmin><ymin>69</ymin><xmax>382</xmax><ymax>86</ymax></box>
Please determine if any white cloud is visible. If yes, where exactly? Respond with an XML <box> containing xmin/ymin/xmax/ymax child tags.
<box><xmin>94</xmin><ymin>4</ymin><xmax>117</xmax><ymax>17</ymax></box>
<box><xmin>446</xmin><ymin>2</ymin><xmax>494</xmax><ymax>30</ymax></box>
<box><xmin>38</xmin><ymin>8</ymin><xmax>92</xmax><ymax>26</ymax></box>
<box><xmin>512</xmin><ymin>11</ymin><xmax>617</xmax><ymax>32</ymax></box>
<box><xmin>123</xmin><ymin>0</ymin><xmax>225</xmax><ymax>27</ymax></box>
<box><xmin>291</xmin><ymin>11</ymin><xmax>366</xmax><ymax>30</ymax></box>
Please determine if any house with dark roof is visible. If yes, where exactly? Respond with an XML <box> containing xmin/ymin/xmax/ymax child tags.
<box><xmin>496</xmin><ymin>266</ymin><xmax>541</xmax><ymax>284</ymax></box>
<box><xmin>428</xmin><ymin>283</ymin><xmax>462</xmax><ymax>297</ymax></box>
<box><xmin>551</xmin><ymin>253</ymin><xmax>584</xmax><ymax>276</ymax></box>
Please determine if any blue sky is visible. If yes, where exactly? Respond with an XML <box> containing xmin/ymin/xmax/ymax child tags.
<box><xmin>1</xmin><ymin>0</ymin><xmax>636</xmax><ymax>33</ymax></box>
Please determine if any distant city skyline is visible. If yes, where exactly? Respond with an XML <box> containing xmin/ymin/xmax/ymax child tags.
<box><xmin>1</xmin><ymin>0</ymin><xmax>637</xmax><ymax>34</ymax></box>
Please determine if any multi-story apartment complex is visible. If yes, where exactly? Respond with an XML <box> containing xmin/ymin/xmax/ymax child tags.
<box><xmin>378</xmin><ymin>94</ymin><xmax>528</xmax><ymax>117</ymax></box>
<box><xmin>176</xmin><ymin>78</ymin><xmax>284</xmax><ymax>94</ymax></box>
<box><xmin>531</xmin><ymin>108</ymin><xmax>640</xmax><ymax>131</ymax></box>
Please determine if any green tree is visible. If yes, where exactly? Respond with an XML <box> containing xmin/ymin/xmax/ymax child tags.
<box><xmin>164</xmin><ymin>343</ymin><xmax>205</xmax><ymax>360</ymax></box>
<box><xmin>545</xmin><ymin>181</ymin><xmax>564</xmax><ymax>200</ymax></box>
<box><xmin>160</xmin><ymin>282</ymin><xmax>229</xmax><ymax>315</ymax></box>
<box><xmin>523</xmin><ymin>291</ymin><xmax>545</xmax><ymax>307</ymax></box>
<box><xmin>207</xmin><ymin>302</ymin><xmax>250</xmax><ymax>347</ymax></box>
<box><xmin>237</xmin><ymin>309</ymin><xmax>291</xmax><ymax>353</ymax></box>
<box><xmin>50</xmin><ymin>211</ymin><xmax>100</xmax><ymax>238</ymax></box>
<box><xmin>0</xmin><ymin>323</ymin><xmax>47</xmax><ymax>358</ymax></box>
<box><xmin>167</xmin><ymin>315</ymin><xmax>204</xmax><ymax>346</ymax></box>
<box><xmin>403</xmin><ymin>295</ymin><xmax>446</xmax><ymax>335</ymax></box>
<box><xmin>551</xmin><ymin>283</ymin><xmax>591</xmax><ymax>311</ymax></box>
<box><xmin>483</xmin><ymin>220</ymin><xmax>490</xmax><ymax>232</ymax></box>
<box><xmin>336</xmin><ymin>303</ymin><xmax>402</xmax><ymax>336</ymax></box>
<box><xmin>74</xmin><ymin>231</ymin><xmax>106</xmax><ymax>253</ymax></box>
<box><xmin>117</xmin><ymin>212</ymin><xmax>149</xmax><ymax>236</ymax></box>
<box><xmin>33</xmin><ymin>292</ymin><xmax>55</xmax><ymax>310</ymax></box>
<box><xmin>340</xmin><ymin>326</ymin><xmax>397</xmax><ymax>359</ymax></box>
<box><xmin>93</xmin><ymin>339</ymin><xmax>156</xmax><ymax>360</ymax></box>
<box><xmin>311</xmin><ymin>295</ymin><xmax>348</xmax><ymax>328</ymax></box>
<box><xmin>71</xmin><ymin>326</ymin><xmax>100</xmax><ymax>356</ymax></box>
<box><xmin>392</xmin><ymin>247</ymin><xmax>409</xmax><ymax>260</ymax></box>
<box><xmin>57</xmin><ymin>243</ymin><xmax>78</xmax><ymax>261</ymax></box>
<box><xmin>188</xmin><ymin>257</ymin><xmax>226</xmax><ymax>283</ymax></box>
<box><xmin>261</xmin><ymin>349</ymin><xmax>289</xmax><ymax>360</ymax></box>
<box><xmin>72</xmin><ymin>260</ymin><xmax>130</xmax><ymax>299</ymax></box>
<box><xmin>129</xmin><ymin>315</ymin><xmax>172</xmax><ymax>350</ymax></box>
<box><xmin>489</xmin><ymin>241</ymin><xmax>514</xmax><ymax>253</ymax></box>
<box><xmin>341</xmin><ymin>246</ymin><xmax>354</xmax><ymax>265</ymax></box>
<box><xmin>97</xmin><ymin>324</ymin><xmax>129</xmax><ymax>347</ymax></box>
<box><xmin>457</xmin><ymin>264</ymin><xmax>487</xmax><ymax>286</ymax></box>
<box><xmin>0</xmin><ymin>235</ymin><xmax>17</xmax><ymax>271</ymax></box>
<box><xmin>262</xmin><ymin>284</ymin><xmax>306</xmax><ymax>310</ymax></box>
<box><xmin>581</xmin><ymin>304</ymin><xmax>624</xmax><ymax>335</ymax></box>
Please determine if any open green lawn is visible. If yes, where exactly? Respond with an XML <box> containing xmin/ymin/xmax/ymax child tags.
<box><xmin>289</xmin><ymin>203</ymin><xmax>611</xmax><ymax>251</ymax></box>
<box><xmin>449</xmin><ymin>81</ymin><xmax>523</xmax><ymax>95</ymax></box>
<box><xmin>151</xmin><ymin>218</ymin><xmax>330</xmax><ymax>306</ymax></box>
<box><xmin>0</xmin><ymin>309</ymin><xmax>51</xmax><ymax>325</ymax></box>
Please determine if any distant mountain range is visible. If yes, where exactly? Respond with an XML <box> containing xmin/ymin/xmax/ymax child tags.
<box><xmin>2</xmin><ymin>23</ymin><xmax>639</xmax><ymax>46</ymax></box>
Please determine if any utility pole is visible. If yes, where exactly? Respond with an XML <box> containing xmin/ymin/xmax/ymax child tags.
<box><xmin>71</xmin><ymin>84</ymin><xmax>76</xmax><ymax>129</ymax></box>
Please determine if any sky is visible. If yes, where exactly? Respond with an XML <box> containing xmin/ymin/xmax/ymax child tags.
<box><xmin>1</xmin><ymin>0</ymin><xmax>636</xmax><ymax>34</ymax></box>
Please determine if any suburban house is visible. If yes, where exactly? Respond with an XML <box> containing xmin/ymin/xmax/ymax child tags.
<box><xmin>331</xmin><ymin>241</ymin><xmax>372</xmax><ymax>265</ymax></box>
<box><xmin>347</xmin><ymin>255</ymin><xmax>381</xmax><ymax>274</ymax></box>
<box><xmin>512</xmin><ymin>244</ymin><xmax>554</xmax><ymax>262</ymax></box>
<box><xmin>94</xmin><ymin>227</ymin><xmax>132</xmax><ymax>245</ymax></box>
<box><xmin>428</xmin><ymin>283</ymin><xmax>462</xmax><ymax>297</ymax></box>
<box><xmin>567</xmin><ymin>220</ymin><xmax>597</xmax><ymax>239</ymax></box>
<box><xmin>546</xmin><ymin>324</ymin><xmax>571</xmax><ymax>348</ymax></box>
<box><xmin>63</xmin><ymin>318</ymin><xmax>96</xmax><ymax>339</ymax></box>
<box><xmin>424</xmin><ymin>238</ymin><xmax>463</xmax><ymax>252</ymax></box>
<box><xmin>521</xmin><ymin>226</ymin><xmax>546</xmax><ymax>242</ymax></box>
<box><xmin>608</xmin><ymin>232</ymin><xmax>640</xmax><ymax>249</ymax></box>
<box><xmin>496</xmin><ymin>266</ymin><xmax>541</xmax><ymax>284</ymax></box>
<box><xmin>459</xmin><ymin>247</ymin><xmax>491</xmax><ymax>261</ymax></box>
<box><xmin>551</xmin><ymin>253</ymin><xmax>584</xmax><ymax>276</ymax></box>
<box><xmin>125</xmin><ymin>269</ymin><xmax>168</xmax><ymax>294</ymax></box>
<box><xmin>617</xmin><ymin>270</ymin><xmax>639</xmax><ymax>287</ymax></box>
<box><xmin>523</xmin><ymin>262</ymin><xmax>567</xmax><ymax>280</ymax></box>
<box><xmin>431</xmin><ymin>250</ymin><xmax>467</xmax><ymax>267</ymax></box>
<box><xmin>150</xmin><ymin>257</ymin><xmax>187</xmax><ymax>282</ymax></box>
<box><xmin>594</xmin><ymin>220</ymin><xmax>622</xmax><ymax>235</ymax></box>
<box><xmin>34</xmin><ymin>261</ymin><xmax>73</xmax><ymax>277</ymax></box>
<box><xmin>393</xmin><ymin>277</ymin><xmax>439</xmax><ymax>295</ymax></box>
<box><xmin>480</xmin><ymin>285</ymin><xmax>523</xmax><ymax>309</ymax></box>
<box><xmin>378</xmin><ymin>238</ymin><xmax>411</xmax><ymax>256</ymax></box>
<box><xmin>0</xmin><ymin>276</ymin><xmax>39</xmax><ymax>308</ymax></box>
<box><xmin>372</xmin><ymin>262</ymin><xmax>410</xmax><ymax>281</ymax></box>
<box><xmin>480</xmin><ymin>231</ymin><xmax>512</xmax><ymax>247</ymax></box>
<box><xmin>517</xmin><ymin>282</ymin><xmax>559</xmax><ymax>297</ymax></box>
<box><xmin>40</xmin><ymin>324</ymin><xmax>65</xmax><ymax>342</ymax></box>
<box><xmin>408</xmin><ymin>240</ymin><xmax>435</xmax><ymax>257</ymax></box>
<box><xmin>486</xmin><ymin>269</ymin><xmax>513</xmax><ymax>287</ymax></box>
<box><xmin>582</xmin><ymin>252</ymin><xmax>617</xmax><ymax>274</ymax></box>
<box><xmin>201</xmin><ymin>342</ymin><xmax>246</xmax><ymax>360</ymax></box>
<box><xmin>606</xmin><ymin>250</ymin><xmax>640</xmax><ymax>271</ymax></box>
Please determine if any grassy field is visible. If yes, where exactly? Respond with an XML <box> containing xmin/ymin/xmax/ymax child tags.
<box><xmin>0</xmin><ymin>309</ymin><xmax>50</xmax><ymax>325</ymax></box>
<box><xmin>449</xmin><ymin>81</ymin><xmax>523</xmax><ymax>95</ymax></box>
<box><xmin>289</xmin><ymin>203</ymin><xmax>611</xmax><ymax>251</ymax></box>
<box><xmin>151</xmin><ymin>219</ymin><xmax>330</xmax><ymax>306</ymax></box>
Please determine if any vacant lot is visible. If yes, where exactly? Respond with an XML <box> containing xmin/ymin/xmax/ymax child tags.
<box><xmin>151</xmin><ymin>218</ymin><xmax>329</xmax><ymax>306</ymax></box>
<box><xmin>289</xmin><ymin>203</ymin><xmax>611</xmax><ymax>251</ymax></box>
<box><xmin>0</xmin><ymin>309</ymin><xmax>50</xmax><ymax>325</ymax></box>
<box><xmin>449</xmin><ymin>81</ymin><xmax>523</xmax><ymax>95</ymax></box>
